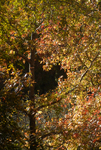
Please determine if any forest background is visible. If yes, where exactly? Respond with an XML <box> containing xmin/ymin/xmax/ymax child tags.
<box><xmin>0</xmin><ymin>0</ymin><xmax>101</xmax><ymax>150</ymax></box>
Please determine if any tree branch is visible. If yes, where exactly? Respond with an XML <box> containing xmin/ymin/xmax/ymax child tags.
<box><xmin>85</xmin><ymin>51</ymin><xmax>92</xmax><ymax>62</ymax></box>
<box><xmin>35</xmin><ymin>85</ymin><xmax>78</xmax><ymax>113</ymax></box>
<box><xmin>77</xmin><ymin>53</ymin><xmax>88</xmax><ymax>68</ymax></box>
<box><xmin>41</xmin><ymin>131</ymin><xmax>62</xmax><ymax>139</ymax></box>
<box><xmin>80</xmin><ymin>52</ymin><xmax>100</xmax><ymax>82</ymax></box>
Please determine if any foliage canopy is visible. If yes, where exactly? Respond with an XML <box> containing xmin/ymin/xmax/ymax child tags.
<box><xmin>0</xmin><ymin>0</ymin><xmax>101</xmax><ymax>149</ymax></box>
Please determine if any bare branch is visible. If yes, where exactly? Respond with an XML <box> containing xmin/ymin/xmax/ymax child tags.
<box><xmin>80</xmin><ymin>52</ymin><xmax>100</xmax><ymax>82</ymax></box>
<box><xmin>77</xmin><ymin>53</ymin><xmax>88</xmax><ymax>68</ymax></box>
<box><xmin>85</xmin><ymin>51</ymin><xmax>92</xmax><ymax>62</ymax></box>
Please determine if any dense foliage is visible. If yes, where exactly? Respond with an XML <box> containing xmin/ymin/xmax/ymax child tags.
<box><xmin>0</xmin><ymin>0</ymin><xmax>101</xmax><ymax>149</ymax></box>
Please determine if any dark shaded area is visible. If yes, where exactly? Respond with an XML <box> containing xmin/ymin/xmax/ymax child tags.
<box><xmin>34</xmin><ymin>58</ymin><xmax>67</xmax><ymax>95</ymax></box>
<box><xmin>16</xmin><ymin>54</ymin><xmax>67</xmax><ymax>95</ymax></box>
<box><xmin>0</xmin><ymin>73</ymin><xmax>5</xmax><ymax>90</ymax></box>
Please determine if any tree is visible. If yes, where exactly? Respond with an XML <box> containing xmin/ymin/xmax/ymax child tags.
<box><xmin>0</xmin><ymin>0</ymin><xmax>101</xmax><ymax>149</ymax></box>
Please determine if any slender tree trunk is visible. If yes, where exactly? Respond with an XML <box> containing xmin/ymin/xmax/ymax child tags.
<box><xmin>29</xmin><ymin>33</ymin><xmax>36</xmax><ymax>150</ymax></box>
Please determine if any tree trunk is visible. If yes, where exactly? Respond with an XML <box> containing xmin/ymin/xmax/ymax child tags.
<box><xmin>29</xmin><ymin>33</ymin><xmax>36</xmax><ymax>150</ymax></box>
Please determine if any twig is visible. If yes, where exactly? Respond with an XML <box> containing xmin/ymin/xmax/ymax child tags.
<box><xmin>85</xmin><ymin>51</ymin><xmax>91</xmax><ymax>62</ymax></box>
<box><xmin>77</xmin><ymin>53</ymin><xmax>87</xmax><ymax>68</ymax></box>
<box><xmin>80</xmin><ymin>52</ymin><xmax>100</xmax><ymax>82</ymax></box>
